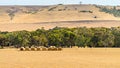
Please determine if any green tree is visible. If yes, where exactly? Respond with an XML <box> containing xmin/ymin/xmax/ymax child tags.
<box><xmin>91</xmin><ymin>28</ymin><xmax>114</xmax><ymax>47</ymax></box>
<box><xmin>47</xmin><ymin>29</ymin><xmax>63</xmax><ymax>47</ymax></box>
<box><xmin>0</xmin><ymin>34</ymin><xmax>6</xmax><ymax>48</ymax></box>
<box><xmin>62</xmin><ymin>30</ymin><xmax>76</xmax><ymax>47</ymax></box>
<box><xmin>111</xmin><ymin>27</ymin><xmax>120</xmax><ymax>47</ymax></box>
<box><xmin>74</xmin><ymin>27</ymin><xmax>93</xmax><ymax>47</ymax></box>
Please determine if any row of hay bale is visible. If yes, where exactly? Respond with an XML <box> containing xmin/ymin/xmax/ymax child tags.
<box><xmin>20</xmin><ymin>46</ymin><xmax>62</xmax><ymax>51</ymax></box>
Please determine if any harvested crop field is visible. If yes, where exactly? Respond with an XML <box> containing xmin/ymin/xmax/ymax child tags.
<box><xmin>1</xmin><ymin>20</ymin><xmax>120</xmax><ymax>32</ymax></box>
<box><xmin>0</xmin><ymin>48</ymin><xmax>120</xmax><ymax>68</ymax></box>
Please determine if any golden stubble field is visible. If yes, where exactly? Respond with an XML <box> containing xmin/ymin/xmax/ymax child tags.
<box><xmin>1</xmin><ymin>20</ymin><xmax>120</xmax><ymax>32</ymax></box>
<box><xmin>0</xmin><ymin>48</ymin><xmax>120</xmax><ymax>68</ymax></box>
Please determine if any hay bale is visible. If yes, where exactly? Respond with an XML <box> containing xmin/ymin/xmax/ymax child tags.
<box><xmin>48</xmin><ymin>47</ymin><xmax>53</xmax><ymax>51</ymax></box>
<box><xmin>31</xmin><ymin>47</ymin><xmax>36</xmax><ymax>51</ymax></box>
<box><xmin>48</xmin><ymin>46</ymin><xmax>57</xmax><ymax>51</ymax></box>
<box><xmin>72</xmin><ymin>46</ymin><xmax>79</xmax><ymax>48</ymax></box>
<box><xmin>53</xmin><ymin>47</ymin><xmax>57</xmax><ymax>51</ymax></box>
<box><xmin>20</xmin><ymin>47</ymin><xmax>25</xmax><ymax>51</ymax></box>
<box><xmin>41</xmin><ymin>47</ymin><xmax>48</xmax><ymax>51</ymax></box>
<box><xmin>48</xmin><ymin>46</ymin><xmax>53</xmax><ymax>51</ymax></box>
<box><xmin>57</xmin><ymin>47</ymin><xmax>62</xmax><ymax>51</ymax></box>
<box><xmin>25</xmin><ymin>47</ymin><xmax>31</xmax><ymax>51</ymax></box>
<box><xmin>36</xmin><ymin>47</ymin><xmax>41</xmax><ymax>51</ymax></box>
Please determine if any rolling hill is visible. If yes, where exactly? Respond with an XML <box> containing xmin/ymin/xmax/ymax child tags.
<box><xmin>0</xmin><ymin>4</ymin><xmax>120</xmax><ymax>31</ymax></box>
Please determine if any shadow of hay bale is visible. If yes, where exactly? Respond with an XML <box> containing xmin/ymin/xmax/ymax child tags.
<box><xmin>20</xmin><ymin>47</ymin><xmax>25</xmax><ymax>51</ymax></box>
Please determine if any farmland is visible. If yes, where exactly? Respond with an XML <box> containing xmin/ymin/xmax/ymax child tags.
<box><xmin>0</xmin><ymin>48</ymin><xmax>120</xmax><ymax>68</ymax></box>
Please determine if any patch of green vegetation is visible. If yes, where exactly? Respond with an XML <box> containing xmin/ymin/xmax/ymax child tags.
<box><xmin>48</xmin><ymin>6</ymin><xmax>57</xmax><ymax>11</ymax></box>
<box><xmin>79</xmin><ymin>10</ymin><xmax>93</xmax><ymax>13</ymax></box>
<box><xmin>0</xmin><ymin>46</ymin><xmax>3</xmax><ymax>49</ymax></box>
<box><xmin>97</xmin><ymin>6</ymin><xmax>120</xmax><ymax>17</ymax></box>
<box><xmin>0</xmin><ymin>27</ymin><xmax>120</xmax><ymax>48</ymax></box>
<box><xmin>58</xmin><ymin>4</ymin><xmax>63</xmax><ymax>5</ymax></box>
<box><xmin>0</xmin><ymin>46</ymin><xmax>2</xmax><ymax>49</ymax></box>
<box><xmin>6</xmin><ymin>9</ymin><xmax>16</xmax><ymax>20</ymax></box>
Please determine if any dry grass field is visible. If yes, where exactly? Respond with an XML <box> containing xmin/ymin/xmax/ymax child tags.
<box><xmin>0</xmin><ymin>48</ymin><xmax>120</xmax><ymax>68</ymax></box>
<box><xmin>0</xmin><ymin>4</ymin><xmax>120</xmax><ymax>68</ymax></box>
<box><xmin>0</xmin><ymin>5</ymin><xmax>119</xmax><ymax>24</ymax></box>
<box><xmin>0</xmin><ymin>20</ymin><xmax>120</xmax><ymax>32</ymax></box>
<box><xmin>0</xmin><ymin>4</ymin><xmax>120</xmax><ymax>31</ymax></box>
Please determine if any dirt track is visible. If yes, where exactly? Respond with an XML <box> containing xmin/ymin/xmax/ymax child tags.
<box><xmin>0</xmin><ymin>48</ymin><xmax>120</xmax><ymax>68</ymax></box>
<box><xmin>0</xmin><ymin>20</ymin><xmax>120</xmax><ymax>32</ymax></box>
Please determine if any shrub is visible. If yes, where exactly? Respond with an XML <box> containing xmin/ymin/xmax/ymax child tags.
<box><xmin>97</xmin><ymin>6</ymin><xmax>120</xmax><ymax>17</ymax></box>
<box><xmin>48</xmin><ymin>6</ymin><xmax>57</xmax><ymax>11</ymax></box>
<box><xmin>0</xmin><ymin>46</ymin><xmax>3</xmax><ymax>49</ymax></box>
<box><xmin>58</xmin><ymin>4</ymin><xmax>63</xmax><ymax>5</ymax></box>
<box><xmin>79</xmin><ymin>10</ymin><xmax>93</xmax><ymax>13</ymax></box>
<box><xmin>93</xmin><ymin>16</ymin><xmax>97</xmax><ymax>18</ymax></box>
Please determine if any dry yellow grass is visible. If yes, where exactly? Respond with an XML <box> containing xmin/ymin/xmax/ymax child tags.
<box><xmin>0</xmin><ymin>20</ymin><xmax>120</xmax><ymax>32</ymax></box>
<box><xmin>0</xmin><ymin>48</ymin><xmax>120</xmax><ymax>68</ymax></box>
<box><xmin>0</xmin><ymin>5</ymin><xmax>120</xmax><ymax>31</ymax></box>
<box><xmin>0</xmin><ymin>4</ymin><xmax>120</xmax><ymax>24</ymax></box>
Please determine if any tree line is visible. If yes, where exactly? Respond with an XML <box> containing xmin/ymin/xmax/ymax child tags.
<box><xmin>0</xmin><ymin>27</ymin><xmax>120</xmax><ymax>48</ymax></box>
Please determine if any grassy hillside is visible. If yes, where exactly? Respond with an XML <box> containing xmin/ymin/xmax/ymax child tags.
<box><xmin>0</xmin><ymin>4</ymin><xmax>119</xmax><ymax>23</ymax></box>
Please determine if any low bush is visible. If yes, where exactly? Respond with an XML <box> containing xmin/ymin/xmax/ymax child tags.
<box><xmin>79</xmin><ymin>10</ymin><xmax>93</xmax><ymax>13</ymax></box>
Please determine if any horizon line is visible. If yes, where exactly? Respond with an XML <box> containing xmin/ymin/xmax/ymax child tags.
<box><xmin>0</xmin><ymin>4</ymin><xmax>119</xmax><ymax>6</ymax></box>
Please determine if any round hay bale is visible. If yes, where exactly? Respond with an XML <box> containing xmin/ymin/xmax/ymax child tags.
<box><xmin>31</xmin><ymin>47</ymin><xmax>36</xmax><ymax>51</ymax></box>
<box><xmin>36</xmin><ymin>47</ymin><xmax>41</xmax><ymax>51</ymax></box>
<box><xmin>57</xmin><ymin>47</ymin><xmax>62</xmax><ymax>51</ymax></box>
<box><xmin>20</xmin><ymin>47</ymin><xmax>25</xmax><ymax>51</ymax></box>
<box><xmin>25</xmin><ymin>47</ymin><xmax>31</xmax><ymax>51</ymax></box>
<box><xmin>41</xmin><ymin>47</ymin><xmax>48</xmax><ymax>51</ymax></box>
<box><xmin>72</xmin><ymin>46</ymin><xmax>78</xmax><ymax>48</ymax></box>
<box><xmin>48</xmin><ymin>46</ymin><xmax>57</xmax><ymax>51</ymax></box>
<box><xmin>53</xmin><ymin>47</ymin><xmax>57</xmax><ymax>51</ymax></box>
<box><xmin>48</xmin><ymin>47</ymin><xmax>53</xmax><ymax>51</ymax></box>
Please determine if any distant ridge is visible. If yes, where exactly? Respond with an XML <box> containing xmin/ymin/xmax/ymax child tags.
<box><xmin>0</xmin><ymin>4</ymin><xmax>120</xmax><ymax>24</ymax></box>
